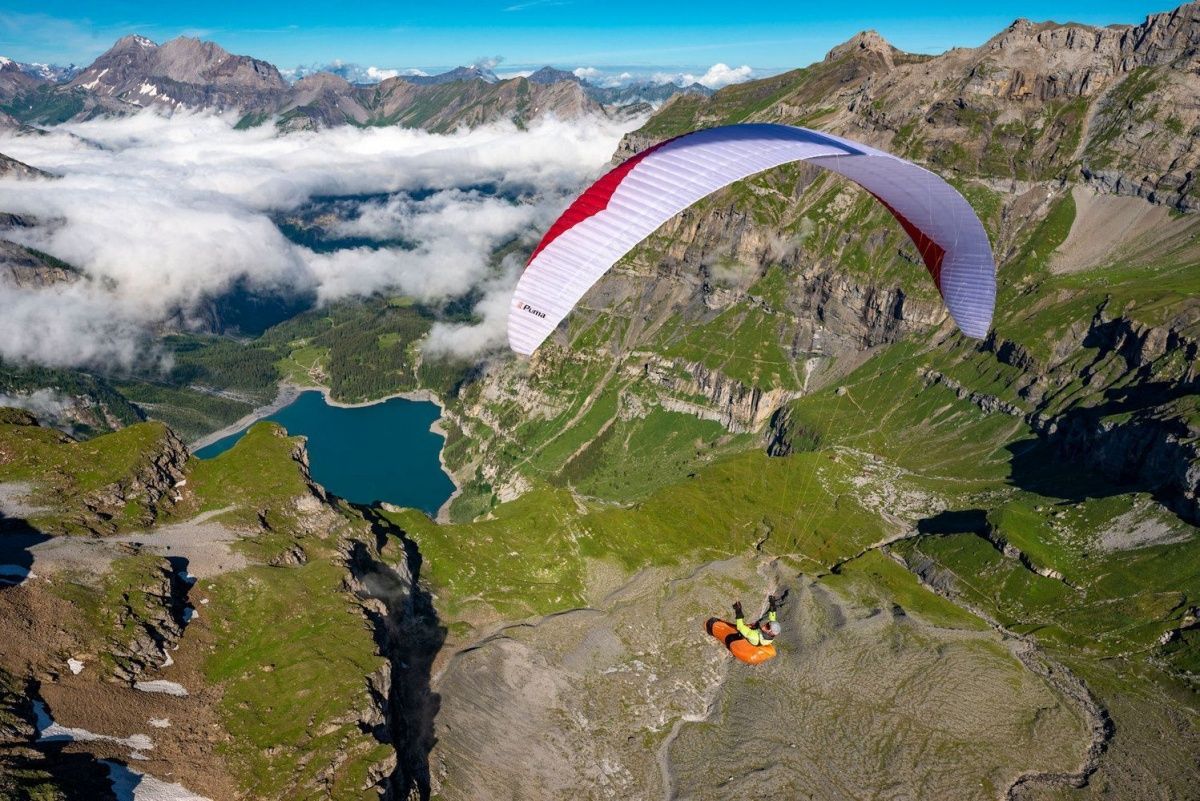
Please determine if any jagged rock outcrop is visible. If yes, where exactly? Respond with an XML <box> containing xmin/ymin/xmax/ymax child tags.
<box><xmin>0</xmin><ymin>240</ymin><xmax>78</xmax><ymax>288</ymax></box>
<box><xmin>643</xmin><ymin>356</ymin><xmax>798</xmax><ymax>431</ymax></box>
<box><xmin>78</xmin><ymin>427</ymin><xmax>189</xmax><ymax>532</ymax></box>
<box><xmin>615</xmin><ymin>3</ymin><xmax>1200</xmax><ymax>210</ymax></box>
<box><xmin>106</xmin><ymin>557</ymin><xmax>190</xmax><ymax>682</ymax></box>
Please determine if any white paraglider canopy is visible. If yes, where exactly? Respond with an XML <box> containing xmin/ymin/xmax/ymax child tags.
<box><xmin>509</xmin><ymin>123</ymin><xmax>995</xmax><ymax>356</ymax></box>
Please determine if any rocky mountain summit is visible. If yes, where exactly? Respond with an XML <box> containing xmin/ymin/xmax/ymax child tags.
<box><xmin>65</xmin><ymin>35</ymin><xmax>288</xmax><ymax>115</ymax></box>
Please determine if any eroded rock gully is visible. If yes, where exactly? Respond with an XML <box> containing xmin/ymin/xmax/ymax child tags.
<box><xmin>347</xmin><ymin>518</ymin><xmax>446</xmax><ymax>801</ymax></box>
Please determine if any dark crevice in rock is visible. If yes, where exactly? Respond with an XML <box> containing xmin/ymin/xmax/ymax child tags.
<box><xmin>349</xmin><ymin>513</ymin><xmax>446</xmax><ymax>801</ymax></box>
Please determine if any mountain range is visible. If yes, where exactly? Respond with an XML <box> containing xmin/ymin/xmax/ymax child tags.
<box><xmin>0</xmin><ymin>36</ymin><xmax>710</xmax><ymax>133</ymax></box>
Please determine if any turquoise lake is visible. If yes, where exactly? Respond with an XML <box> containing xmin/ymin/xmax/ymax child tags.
<box><xmin>194</xmin><ymin>390</ymin><xmax>456</xmax><ymax>515</ymax></box>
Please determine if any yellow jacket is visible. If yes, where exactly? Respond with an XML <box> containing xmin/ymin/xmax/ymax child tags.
<box><xmin>735</xmin><ymin>610</ymin><xmax>777</xmax><ymax>647</ymax></box>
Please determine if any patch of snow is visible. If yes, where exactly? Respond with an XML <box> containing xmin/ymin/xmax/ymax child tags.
<box><xmin>149</xmin><ymin>718</ymin><xmax>171</xmax><ymax>728</ymax></box>
<box><xmin>134</xmin><ymin>680</ymin><xmax>188</xmax><ymax>697</ymax></box>
<box><xmin>199</xmin><ymin>598</ymin><xmax>208</xmax><ymax>605</ymax></box>
<box><xmin>79</xmin><ymin>67</ymin><xmax>110</xmax><ymax>90</ymax></box>
<box><xmin>139</xmin><ymin>82</ymin><xmax>159</xmax><ymax>97</ymax></box>
<box><xmin>34</xmin><ymin>699</ymin><xmax>154</xmax><ymax>751</ymax></box>
<box><xmin>104</xmin><ymin>761</ymin><xmax>212</xmax><ymax>801</ymax></box>
<box><xmin>160</xmin><ymin>650</ymin><xmax>174</xmax><ymax>668</ymax></box>
<box><xmin>67</xmin><ymin>658</ymin><xmax>84</xmax><ymax>675</ymax></box>
<box><xmin>0</xmin><ymin>56</ymin><xmax>11</xmax><ymax>66</ymax></box>
<box><xmin>183</xmin><ymin>606</ymin><xmax>198</xmax><ymax>623</ymax></box>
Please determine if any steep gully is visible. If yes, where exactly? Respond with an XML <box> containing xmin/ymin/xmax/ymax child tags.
<box><xmin>346</xmin><ymin>512</ymin><xmax>446</xmax><ymax>801</ymax></box>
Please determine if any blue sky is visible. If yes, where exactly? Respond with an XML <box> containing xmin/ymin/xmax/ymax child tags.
<box><xmin>0</xmin><ymin>1</ymin><xmax>1179</xmax><ymax>71</ymax></box>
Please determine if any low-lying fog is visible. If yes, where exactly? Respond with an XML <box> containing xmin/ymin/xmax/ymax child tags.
<box><xmin>0</xmin><ymin>111</ymin><xmax>642</xmax><ymax>368</ymax></box>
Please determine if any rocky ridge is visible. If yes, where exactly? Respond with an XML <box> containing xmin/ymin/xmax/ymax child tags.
<box><xmin>1</xmin><ymin>35</ymin><xmax>631</xmax><ymax>132</ymax></box>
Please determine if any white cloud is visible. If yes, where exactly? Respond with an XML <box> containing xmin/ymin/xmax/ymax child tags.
<box><xmin>570</xmin><ymin>64</ymin><xmax>756</xmax><ymax>90</ymax></box>
<box><xmin>0</xmin><ymin>389</ymin><xmax>72</xmax><ymax>420</ymax></box>
<box><xmin>696</xmin><ymin>63</ymin><xmax>755</xmax><ymax>89</ymax></box>
<box><xmin>0</xmin><ymin>110</ymin><xmax>644</xmax><ymax>367</ymax></box>
<box><xmin>472</xmin><ymin>55</ymin><xmax>504</xmax><ymax>71</ymax></box>
<box><xmin>423</xmin><ymin>255</ymin><xmax>523</xmax><ymax>358</ymax></box>
<box><xmin>364</xmin><ymin>66</ymin><xmax>401</xmax><ymax>81</ymax></box>
<box><xmin>652</xmin><ymin>63</ymin><xmax>755</xmax><ymax>89</ymax></box>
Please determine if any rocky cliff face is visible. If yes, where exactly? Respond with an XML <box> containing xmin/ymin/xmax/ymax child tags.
<box><xmin>84</xmin><ymin>428</ymin><xmax>189</xmax><ymax>531</ymax></box>
<box><xmin>0</xmin><ymin>239</ymin><xmax>78</xmax><ymax>288</ymax></box>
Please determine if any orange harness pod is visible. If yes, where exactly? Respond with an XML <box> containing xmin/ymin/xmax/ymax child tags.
<box><xmin>705</xmin><ymin>618</ymin><xmax>777</xmax><ymax>665</ymax></box>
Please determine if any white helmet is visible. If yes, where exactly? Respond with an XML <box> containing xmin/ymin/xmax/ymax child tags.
<box><xmin>762</xmin><ymin>620</ymin><xmax>781</xmax><ymax>638</ymax></box>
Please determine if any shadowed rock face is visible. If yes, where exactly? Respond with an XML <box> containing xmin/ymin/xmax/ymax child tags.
<box><xmin>428</xmin><ymin>558</ymin><xmax>1092</xmax><ymax>800</ymax></box>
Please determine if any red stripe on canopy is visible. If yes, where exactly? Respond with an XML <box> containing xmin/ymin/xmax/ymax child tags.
<box><xmin>869</xmin><ymin>191</ymin><xmax>947</xmax><ymax>289</ymax></box>
<box><xmin>527</xmin><ymin>135</ymin><xmax>682</xmax><ymax>265</ymax></box>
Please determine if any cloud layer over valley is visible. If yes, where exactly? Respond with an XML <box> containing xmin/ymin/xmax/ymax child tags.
<box><xmin>0</xmin><ymin>111</ymin><xmax>639</xmax><ymax>368</ymax></box>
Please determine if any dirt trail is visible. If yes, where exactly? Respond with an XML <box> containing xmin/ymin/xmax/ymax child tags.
<box><xmin>24</xmin><ymin>507</ymin><xmax>246</xmax><ymax>579</ymax></box>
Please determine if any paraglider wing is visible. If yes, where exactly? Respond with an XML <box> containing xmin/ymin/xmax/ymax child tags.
<box><xmin>508</xmin><ymin>123</ymin><xmax>995</xmax><ymax>356</ymax></box>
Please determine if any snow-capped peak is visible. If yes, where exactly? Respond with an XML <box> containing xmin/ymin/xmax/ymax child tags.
<box><xmin>0</xmin><ymin>56</ymin><xmax>11</xmax><ymax>66</ymax></box>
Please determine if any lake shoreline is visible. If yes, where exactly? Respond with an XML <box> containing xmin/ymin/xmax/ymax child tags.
<box><xmin>187</xmin><ymin>383</ymin><xmax>303</xmax><ymax>451</ymax></box>
<box><xmin>187</xmin><ymin>382</ymin><xmax>463</xmax><ymax>521</ymax></box>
